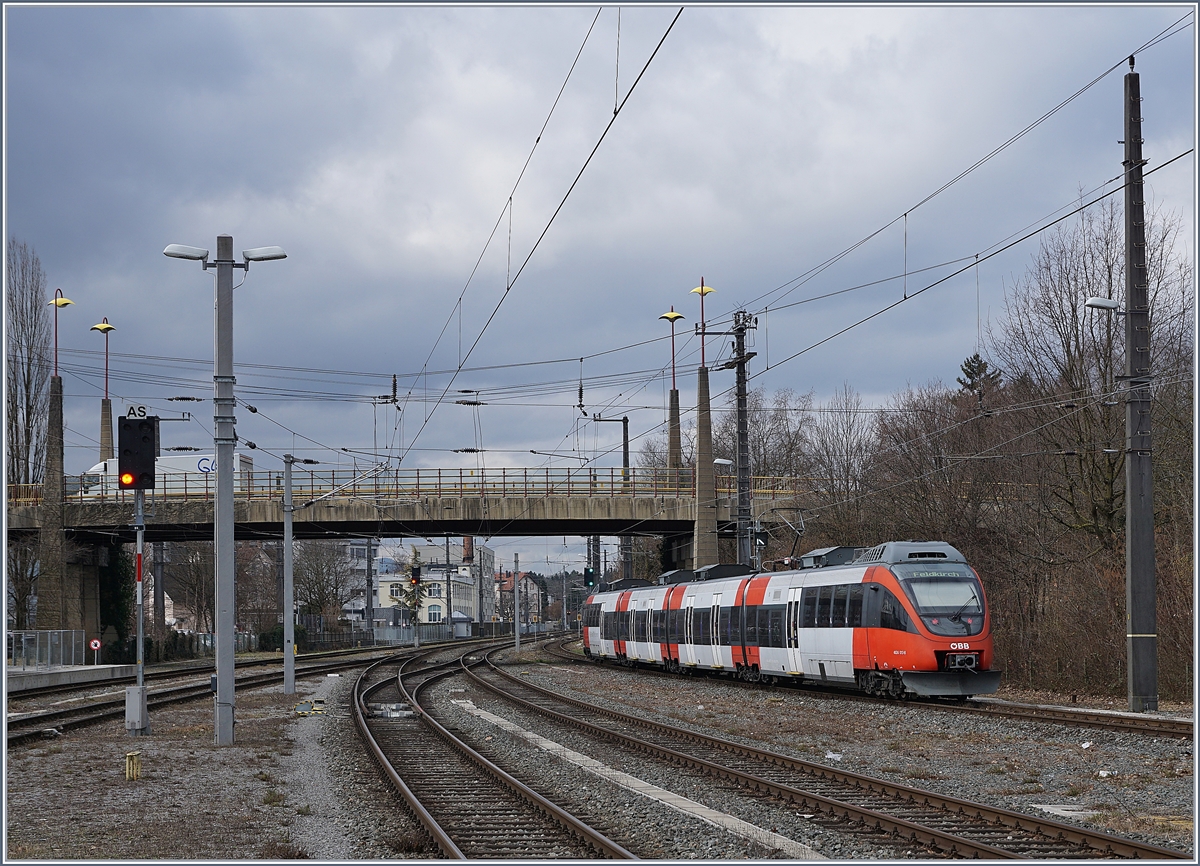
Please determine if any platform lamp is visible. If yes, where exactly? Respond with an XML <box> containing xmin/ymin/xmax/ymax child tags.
<box><xmin>164</xmin><ymin>237</ymin><xmax>287</xmax><ymax>745</ymax></box>
<box><xmin>48</xmin><ymin>289</ymin><xmax>74</xmax><ymax>377</ymax></box>
<box><xmin>690</xmin><ymin>279</ymin><xmax>714</xmax><ymax>367</ymax></box>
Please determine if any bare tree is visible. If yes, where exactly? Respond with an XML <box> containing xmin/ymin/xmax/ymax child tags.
<box><xmin>990</xmin><ymin>198</ymin><xmax>1193</xmax><ymax>546</ymax></box>
<box><xmin>6</xmin><ymin>237</ymin><xmax>50</xmax><ymax>488</ymax></box>
<box><xmin>6</xmin><ymin>238</ymin><xmax>51</xmax><ymax>627</ymax></box>
<box><xmin>293</xmin><ymin>540</ymin><xmax>355</xmax><ymax>623</ymax></box>
<box><xmin>804</xmin><ymin>383</ymin><xmax>876</xmax><ymax>542</ymax></box>
<box><xmin>168</xmin><ymin>542</ymin><xmax>216</xmax><ymax>633</ymax></box>
<box><xmin>236</xmin><ymin>541</ymin><xmax>280</xmax><ymax>636</ymax></box>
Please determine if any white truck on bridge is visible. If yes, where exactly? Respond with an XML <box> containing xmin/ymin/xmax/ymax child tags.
<box><xmin>81</xmin><ymin>453</ymin><xmax>254</xmax><ymax>496</ymax></box>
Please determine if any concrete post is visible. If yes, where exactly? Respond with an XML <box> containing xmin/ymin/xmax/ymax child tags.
<box><xmin>213</xmin><ymin>233</ymin><xmax>237</xmax><ymax>745</ymax></box>
<box><xmin>40</xmin><ymin>376</ymin><xmax>65</xmax><ymax>629</ymax></box>
<box><xmin>1123</xmin><ymin>62</ymin><xmax>1157</xmax><ymax>712</ymax></box>
<box><xmin>100</xmin><ymin>398</ymin><xmax>114</xmax><ymax>462</ymax></box>
<box><xmin>693</xmin><ymin>366</ymin><xmax>718</xmax><ymax>568</ymax></box>
<box><xmin>283</xmin><ymin>455</ymin><xmax>296</xmax><ymax>694</ymax></box>
<box><xmin>154</xmin><ymin>542</ymin><xmax>166</xmax><ymax>636</ymax></box>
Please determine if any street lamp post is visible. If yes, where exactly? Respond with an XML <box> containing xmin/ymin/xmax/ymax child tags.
<box><xmin>165</xmin><ymin>236</ymin><xmax>286</xmax><ymax>744</ymax></box>
<box><xmin>90</xmin><ymin>318</ymin><xmax>115</xmax><ymax>398</ymax></box>
<box><xmin>91</xmin><ymin>318</ymin><xmax>116</xmax><ymax>462</ymax></box>
<box><xmin>659</xmin><ymin>307</ymin><xmax>684</xmax><ymax>391</ymax></box>
<box><xmin>49</xmin><ymin>289</ymin><xmax>74</xmax><ymax>378</ymax></box>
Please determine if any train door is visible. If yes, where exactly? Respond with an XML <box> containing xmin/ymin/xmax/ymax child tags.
<box><xmin>681</xmin><ymin>595</ymin><xmax>697</xmax><ymax>666</ymax></box>
<box><xmin>785</xmin><ymin>585</ymin><xmax>804</xmax><ymax>674</ymax></box>
<box><xmin>627</xmin><ymin>602</ymin><xmax>639</xmax><ymax>660</ymax></box>
<box><xmin>709</xmin><ymin>593</ymin><xmax>723</xmax><ymax>668</ymax></box>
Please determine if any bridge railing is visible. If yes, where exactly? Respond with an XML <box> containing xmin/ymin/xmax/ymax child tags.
<box><xmin>10</xmin><ymin>468</ymin><xmax>812</xmax><ymax>506</ymax></box>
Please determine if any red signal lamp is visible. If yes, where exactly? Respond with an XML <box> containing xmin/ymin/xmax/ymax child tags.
<box><xmin>120</xmin><ymin>472</ymin><xmax>136</xmax><ymax>487</ymax></box>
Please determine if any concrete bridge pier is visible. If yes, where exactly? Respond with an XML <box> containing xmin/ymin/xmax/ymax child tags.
<box><xmin>32</xmin><ymin>376</ymin><xmax>101</xmax><ymax>639</ymax></box>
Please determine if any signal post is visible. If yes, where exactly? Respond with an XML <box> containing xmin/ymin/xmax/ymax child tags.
<box><xmin>118</xmin><ymin>412</ymin><xmax>157</xmax><ymax>736</ymax></box>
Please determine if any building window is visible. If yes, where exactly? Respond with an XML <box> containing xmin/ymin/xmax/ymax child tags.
<box><xmin>389</xmin><ymin>584</ymin><xmax>401</xmax><ymax>598</ymax></box>
<box><xmin>428</xmin><ymin>605</ymin><xmax>442</xmax><ymax>623</ymax></box>
<box><xmin>428</xmin><ymin>584</ymin><xmax>442</xmax><ymax>598</ymax></box>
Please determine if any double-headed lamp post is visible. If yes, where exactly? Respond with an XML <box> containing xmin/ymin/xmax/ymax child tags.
<box><xmin>164</xmin><ymin>236</ymin><xmax>286</xmax><ymax>745</ymax></box>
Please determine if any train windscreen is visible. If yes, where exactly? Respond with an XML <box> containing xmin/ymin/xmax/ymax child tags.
<box><xmin>891</xmin><ymin>563</ymin><xmax>984</xmax><ymax>636</ymax></box>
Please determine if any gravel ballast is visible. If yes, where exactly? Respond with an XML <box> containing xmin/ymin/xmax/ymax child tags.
<box><xmin>4</xmin><ymin>644</ymin><xmax>1193</xmax><ymax>859</ymax></box>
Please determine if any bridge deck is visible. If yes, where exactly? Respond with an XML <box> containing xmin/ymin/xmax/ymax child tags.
<box><xmin>8</xmin><ymin>467</ymin><xmax>807</xmax><ymax>544</ymax></box>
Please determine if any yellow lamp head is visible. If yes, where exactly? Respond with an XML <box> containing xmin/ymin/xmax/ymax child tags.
<box><xmin>91</xmin><ymin>322</ymin><xmax>115</xmax><ymax>334</ymax></box>
<box><xmin>659</xmin><ymin>310</ymin><xmax>685</xmax><ymax>323</ymax></box>
<box><xmin>49</xmin><ymin>296</ymin><xmax>74</xmax><ymax>307</ymax></box>
<box><xmin>690</xmin><ymin>284</ymin><xmax>714</xmax><ymax>297</ymax></box>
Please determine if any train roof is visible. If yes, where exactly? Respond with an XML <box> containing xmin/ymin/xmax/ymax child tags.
<box><xmin>852</xmin><ymin>540</ymin><xmax>967</xmax><ymax>565</ymax></box>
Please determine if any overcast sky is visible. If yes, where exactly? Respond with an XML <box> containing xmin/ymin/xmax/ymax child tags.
<box><xmin>5</xmin><ymin>3</ymin><xmax>1195</xmax><ymax>573</ymax></box>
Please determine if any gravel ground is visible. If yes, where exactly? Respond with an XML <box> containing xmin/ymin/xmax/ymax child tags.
<box><xmin>5</xmin><ymin>672</ymin><xmax>426</xmax><ymax>860</ymax></box>
<box><xmin>500</xmin><ymin>644</ymin><xmax>1194</xmax><ymax>856</ymax></box>
<box><xmin>5</xmin><ymin>645</ymin><xmax>1194</xmax><ymax>860</ymax></box>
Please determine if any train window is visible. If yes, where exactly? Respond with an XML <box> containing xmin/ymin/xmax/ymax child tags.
<box><xmin>765</xmin><ymin>605</ymin><xmax>785</xmax><ymax>647</ymax></box>
<box><xmin>729</xmin><ymin>607</ymin><xmax>742</xmax><ymax>644</ymax></box>
<box><xmin>695</xmin><ymin>608</ymin><xmax>711</xmax><ymax>644</ymax></box>
<box><xmin>831</xmin><ymin>585</ymin><xmax>848</xmax><ymax>627</ymax></box>
<box><xmin>618</xmin><ymin>611</ymin><xmax>629</xmax><ymax>641</ymax></box>
<box><xmin>651</xmin><ymin>610</ymin><xmax>663</xmax><ymax>643</ymax></box>
<box><xmin>816</xmin><ymin>586</ymin><xmax>832</xmax><ymax>627</ymax></box>
<box><xmin>879</xmin><ymin>588</ymin><xmax>916</xmax><ymax>633</ymax></box>
<box><xmin>743</xmin><ymin>606</ymin><xmax>759</xmax><ymax>646</ymax></box>
<box><xmin>800</xmin><ymin>588</ymin><xmax>817</xmax><ymax>628</ymax></box>
<box><xmin>718</xmin><ymin>607</ymin><xmax>731</xmax><ymax>645</ymax></box>
<box><xmin>847</xmin><ymin>585</ymin><xmax>864</xmax><ymax>628</ymax></box>
<box><xmin>602</xmin><ymin>611</ymin><xmax>617</xmax><ymax>638</ymax></box>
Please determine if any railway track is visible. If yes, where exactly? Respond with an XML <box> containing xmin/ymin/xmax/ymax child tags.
<box><xmin>544</xmin><ymin>638</ymin><xmax>1194</xmax><ymax>740</ymax></box>
<box><xmin>6</xmin><ymin>655</ymin><xmax>383</xmax><ymax>747</ymax></box>
<box><xmin>353</xmin><ymin>644</ymin><xmax>634</xmax><ymax>860</ymax></box>
<box><xmin>466</xmin><ymin>641</ymin><xmax>1187</xmax><ymax>860</ymax></box>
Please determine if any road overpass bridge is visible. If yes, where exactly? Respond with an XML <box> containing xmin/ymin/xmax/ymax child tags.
<box><xmin>7</xmin><ymin>466</ymin><xmax>806</xmax><ymax>546</ymax></box>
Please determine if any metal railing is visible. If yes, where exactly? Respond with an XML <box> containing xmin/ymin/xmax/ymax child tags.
<box><xmin>7</xmin><ymin>630</ymin><xmax>86</xmax><ymax>669</ymax></box>
<box><xmin>11</xmin><ymin>467</ymin><xmax>812</xmax><ymax>507</ymax></box>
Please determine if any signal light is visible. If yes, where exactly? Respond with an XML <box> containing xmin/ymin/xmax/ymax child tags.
<box><xmin>409</xmin><ymin>565</ymin><xmax>421</xmax><ymax>586</ymax></box>
<box><xmin>584</xmin><ymin>566</ymin><xmax>596</xmax><ymax>587</ymax></box>
<box><xmin>118</xmin><ymin>416</ymin><xmax>157</xmax><ymax>490</ymax></box>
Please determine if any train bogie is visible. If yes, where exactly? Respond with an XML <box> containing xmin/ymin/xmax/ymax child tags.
<box><xmin>581</xmin><ymin>541</ymin><xmax>1001</xmax><ymax>699</ymax></box>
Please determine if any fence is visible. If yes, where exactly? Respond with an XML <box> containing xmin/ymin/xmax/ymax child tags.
<box><xmin>11</xmin><ymin>466</ymin><xmax>813</xmax><ymax>507</ymax></box>
<box><xmin>7</xmin><ymin>630</ymin><xmax>86</xmax><ymax>669</ymax></box>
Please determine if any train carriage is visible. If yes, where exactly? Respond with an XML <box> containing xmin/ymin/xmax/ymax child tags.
<box><xmin>582</xmin><ymin>540</ymin><xmax>1001</xmax><ymax>698</ymax></box>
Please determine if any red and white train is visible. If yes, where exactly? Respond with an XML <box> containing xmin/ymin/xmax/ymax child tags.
<box><xmin>582</xmin><ymin>541</ymin><xmax>1001</xmax><ymax>698</ymax></box>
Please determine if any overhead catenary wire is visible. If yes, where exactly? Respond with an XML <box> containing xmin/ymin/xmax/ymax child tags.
<box><xmin>741</xmin><ymin>11</ymin><xmax>1195</xmax><ymax>316</ymax></box>
<box><xmin>393</xmin><ymin>8</ymin><xmax>684</xmax><ymax>468</ymax></box>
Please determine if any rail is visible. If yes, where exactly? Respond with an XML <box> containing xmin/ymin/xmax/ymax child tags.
<box><xmin>10</xmin><ymin>468</ymin><xmax>814</xmax><ymax>506</ymax></box>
